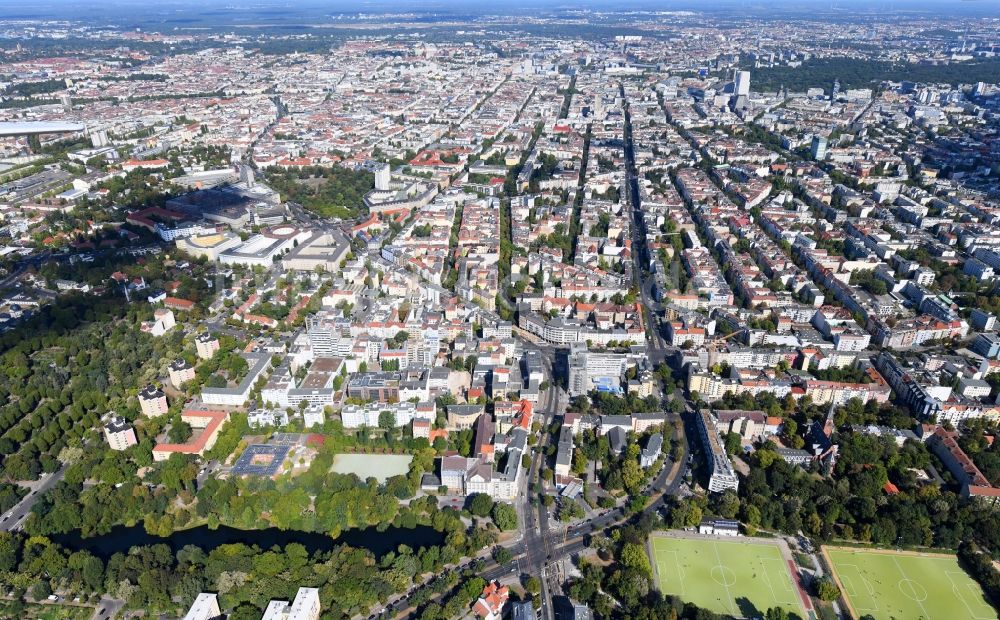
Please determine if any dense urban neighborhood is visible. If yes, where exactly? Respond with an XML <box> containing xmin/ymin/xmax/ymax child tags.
<box><xmin>0</xmin><ymin>3</ymin><xmax>998</xmax><ymax>620</ymax></box>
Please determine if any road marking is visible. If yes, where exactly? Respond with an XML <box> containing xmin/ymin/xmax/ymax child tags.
<box><xmin>945</xmin><ymin>570</ymin><xmax>995</xmax><ymax>620</ymax></box>
<box><xmin>710</xmin><ymin>541</ymin><xmax>738</xmax><ymax>616</ymax></box>
<box><xmin>756</xmin><ymin>558</ymin><xmax>781</xmax><ymax>603</ymax></box>
<box><xmin>891</xmin><ymin>555</ymin><xmax>931</xmax><ymax>619</ymax></box>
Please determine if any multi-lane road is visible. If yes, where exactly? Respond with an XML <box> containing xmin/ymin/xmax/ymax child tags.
<box><xmin>0</xmin><ymin>249</ymin><xmax>53</xmax><ymax>290</ymax></box>
<box><xmin>374</xmin><ymin>346</ymin><xmax>568</xmax><ymax>620</ymax></box>
<box><xmin>0</xmin><ymin>463</ymin><xmax>66</xmax><ymax>532</ymax></box>
<box><xmin>380</xmin><ymin>406</ymin><xmax>690</xmax><ymax>620</ymax></box>
<box><xmin>519</xmin><ymin>361</ymin><xmax>560</xmax><ymax>620</ymax></box>
<box><xmin>620</xmin><ymin>82</ymin><xmax>673</xmax><ymax>367</ymax></box>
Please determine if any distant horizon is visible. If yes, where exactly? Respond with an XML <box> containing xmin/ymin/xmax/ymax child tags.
<box><xmin>0</xmin><ymin>0</ymin><xmax>996</xmax><ymax>21</ymax></box>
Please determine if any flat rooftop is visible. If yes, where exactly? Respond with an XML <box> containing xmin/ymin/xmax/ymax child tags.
<box><xmin>232</xmin><ymin>444</ymin><xmax>291</xmax><ymax>477</ymax></box>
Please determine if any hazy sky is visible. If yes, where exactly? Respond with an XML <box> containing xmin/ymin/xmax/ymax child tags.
<box><xmin>0</xmin><ymin>0</ymin><xmax>994</xmax><ymax>24</ymax></box>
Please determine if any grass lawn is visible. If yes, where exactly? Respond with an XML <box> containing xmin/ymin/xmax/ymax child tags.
<box><xmin>650</xmin><ymin>535</ymin><xmax>808</xmax><ymax>618</ymax></box>
<box><xmin>330</xmin><ymin>453</ymin><xmax>412</xmax><ymax>483</ymax></box>
<box><xmin>0</xmin><ymin>601</ymin><xmax>94</xmax><ymax>620</ymax></box>
<box><xmin>825</xmin><ymin>546</ymin><xmax>997</xmax><ymax>620</ymax></box>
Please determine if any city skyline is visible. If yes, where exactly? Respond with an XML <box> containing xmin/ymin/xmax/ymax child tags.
<box><xmin>0</xmin><ymin>5</ymin><xmax>997</xmax><ymax>620</ymax></box>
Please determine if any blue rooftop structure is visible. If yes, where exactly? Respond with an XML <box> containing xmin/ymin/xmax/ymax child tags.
<box><xmin>232</xmin><ymin>444</ymin><xmax>290</xmax><ymax>477</ymax></box>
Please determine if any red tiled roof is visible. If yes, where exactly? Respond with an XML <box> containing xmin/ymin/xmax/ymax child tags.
<box><xmin>472</xmin><ymin>581</ymin><xmax>509</xmax><ymax>619</ymax></box>
<box><xmin>428</xmin><ymin>429</ymin><xmax>449</xmax><ymax>442</ymax></box>
<box><xmin>122</xmin><ymin>158</ymin><xmax>169</xmax><ymax>169</ymax></box>
<box><xmin>153</xmin><ymin>410</ymin><xmax>227</xmax><ymax>455</ymax></box>
<box><xmin>164</xmin><ymin>297</ymin><xmax>195</xmax><ymax>310</ymax></box>
<box><xmin>968</xmin><ymin>485</ymin><xmax>1000</xmax><ymax>497</ymax></box>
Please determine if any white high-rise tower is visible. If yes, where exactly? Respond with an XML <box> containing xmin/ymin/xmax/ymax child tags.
<box><xmin>374</xmin><ymin>162</ymin><xmax>391</xmax><ymax>191</ymax></box>
<box><xmin>735</xmin><ymin>71</ymin><xmax>751</xmax><ymax>97</ymax></box>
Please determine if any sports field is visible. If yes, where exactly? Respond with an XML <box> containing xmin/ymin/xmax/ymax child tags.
<box><xmin>650</xmin><ymin>534</ymin><xmax>808</xmax><ymax>618</ymax></box>
<box><xmin>330</xmin><ymin>453</ymin><xmax>412</xmax><ymax>483</ymax></box>
<box><xmin>825</xmin><ymin>547</ymin><xmax>996</xmax><ymax>620</ymax></box>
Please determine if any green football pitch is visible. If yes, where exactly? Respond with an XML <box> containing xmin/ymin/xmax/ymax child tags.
<box><xmin>650</xmin><ymin>535</ymin><xmax>808</xmax><ymax>618</ymax></box>
<box><xmin>825</xmin><ymin>547</ymin><xmax>997</xmax><ymax>620</ymax></box>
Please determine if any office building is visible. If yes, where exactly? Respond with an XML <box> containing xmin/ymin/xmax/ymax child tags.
<box><xmin>696</xmin><ymin>409</ymin><xmax>739</xmax><ymax>492</ymax></box>
<box><xmin>971</xmin><ymin>333</ymin><xmax>1000</xmax><ymax>359</ymax></box>
<box><xmin>566</xmin><ymin>342</ymin><xmax>630</xmax><ymax>397</ymax></box>
<box><xmin>374</xmin><ymin>162</ymin><xmax>391</xmax><ymax>191</ymax></box>
<box><xmin>281</xmin><ymin>231</ymin><xmax>350</xmax><ymax>272</ymax></box>
<box><xmin>810</xmin><ymin>135</ymin><xmax>828</xmax><ymax>161</ymax></box>
<box><xmin>734</xmin><ymin>70</ymin><xmax>750</xmax><ymax>97</ymax></box>
<box><xmin>201</xmin><ymin>353</ymin><xmax>272</xmax><ymax>407</ymax></box>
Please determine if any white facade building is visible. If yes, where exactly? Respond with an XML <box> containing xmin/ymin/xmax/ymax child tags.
<box><xmin>340</xmin><ymin>401</ymin><xmax>421</xmax><ymax>428</ymax></box>
<box><xmin>201</xmin><ymin>353</ymin><xmax>272</xmax><ymax>407</ymax></box>
<box><xmin>734</xmin><ymin>71</ymin><xmax>751</xmax><ymax>97</ymax></box>
<box><xmin>261</xmin><ymin>588</ymin><xmax>321</xmax><ymax>620</ymax></box>
<box><xmin>183</xmin><ymin>594</ymin><xmax>221</xmax><ymax>620</ymax></box>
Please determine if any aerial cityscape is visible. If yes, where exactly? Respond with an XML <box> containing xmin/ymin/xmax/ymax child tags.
<box><xmin>0</xmin><ymin>1</ymin><xmax>998</xmax><ymax>619</ymax></box>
